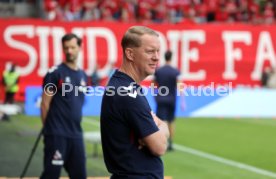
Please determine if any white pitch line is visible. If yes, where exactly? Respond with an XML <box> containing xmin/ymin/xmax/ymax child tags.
<box><xmin>174</xmin><ymin>144</ymin><xmax>276</xmax><ymax>178</ymax></box>
<box><xmin>82</xmin><ymin>118</ymin><xmax>276</xmax><ymax>178</ymax></box>
<box><xmin>83</xmin><ymin>118</ymin><xmax>100</xmax><ymax>128</ymax></box>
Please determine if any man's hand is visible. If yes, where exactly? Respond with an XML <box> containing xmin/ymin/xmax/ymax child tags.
<box><xmin>137</xmin><ymin>111</ymin><xmax>170</xmax><ymax>156</ymax></box>
<box><xmin>151</xmin><ymin>111</ymin><xmax>170</xmax><ymax>139</ymax></box>
<box><xmin>138</xmin><ymin>139</ymin><xmax>146</xmax><ymax>150</ymax></box>
<box><xmin>138</xmin><ymin>111</ymin><xmax>165</xmax><ymax>150</ymax></box>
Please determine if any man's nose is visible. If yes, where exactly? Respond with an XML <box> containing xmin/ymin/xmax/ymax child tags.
<box><xmin>153</xmin><ymin>52</ymin><xmax>159</xmax><ymax>61</ymax></box>
<box><xmin>67</xmin><ymin>48</ymin><xmax>73</xmax><ymax>54</ymax></box>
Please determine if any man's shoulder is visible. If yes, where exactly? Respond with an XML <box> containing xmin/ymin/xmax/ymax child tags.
<box><xmin>43</xmin><ymin>65</ymin><xmax>64</xmax><ymax>82</ymax></box>
<box><xmin>47</xmin><ymin>64</ymin><xmax>63</xmax><ymax>74</ymax></box>
<box><xmin>79</xmin><ymin>69</ymin><xmax>87</xmax><ymax>76</ymax></box>
<box><xmin>109</xmin><ymin>73</ymin><xmax>133</xmax><ymax>87</ymax></box>
<box><xmin>156</xmin><ymin>65</ymin><xmax>176</xmax><ymax>74</ymax></box>
<box><xmin>166</xmin><ymin>65</ymin><xmax>180</xmax><ymax>75</ymax></box>
<box><xmin>157</xmin><ymin>65</ymin><xmax>173</xmax><ymax>72</ymax></box>
<box><xmin>106</xmin><ymin>80</ymin><xmax>145</xmax><ymax>102</ymax></box>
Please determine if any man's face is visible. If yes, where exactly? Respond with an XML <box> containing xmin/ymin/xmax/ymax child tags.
<box><xmin>62</xmin><ymin>38</ymin><xmax>80</xmax><ymax>63</ymax></box>
<box><xmin>133</xmin><ymin>34</ymin><xmax>160</xmax><ymax>78</ymax></box>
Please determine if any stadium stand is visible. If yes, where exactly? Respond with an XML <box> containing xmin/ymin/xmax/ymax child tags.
<box><xmin>41</xmin><ymin>0</ymin><xmax>276</xmax><ymax>24</ymax></box>
<box><xmin>0</xmin><ymin>0</ymin><xmax>37</xmax><ymax>18</ymax></box>
<box><xmin>2</xmin><ymin>0</ymin><xmax>275</xmax><ymax>24</ymax></box>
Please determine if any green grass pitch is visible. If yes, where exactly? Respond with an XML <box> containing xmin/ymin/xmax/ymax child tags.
<box><xmin>1</xmin><ymin>115</ymin><xmax>276</xmax><ymax>179</ymax></box>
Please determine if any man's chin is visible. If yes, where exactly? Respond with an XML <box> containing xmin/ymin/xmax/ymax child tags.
<box><xmin>147</xmin><ymin>70</ymin><xmax>155</xmax><ymax>76</ymax></box>
<box><xmin>66</xmin><ymin>58</ymin><xmax>76</xmax><ymax>63</ymax></box>
<box><xmin>149</xmin><ymin>68</ymin><xmax>156</xmax><ymax>74</ymax></box>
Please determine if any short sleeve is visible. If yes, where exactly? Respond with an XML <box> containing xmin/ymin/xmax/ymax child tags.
<box><xmin>123</xmin><ymin>97</ymin><xmax>159</xmax><ymax>139</ymax></box>
<box><xmin>42</xmin><ymin>68</ymin><xmax>59</xmax><ymax>94</ymax></box>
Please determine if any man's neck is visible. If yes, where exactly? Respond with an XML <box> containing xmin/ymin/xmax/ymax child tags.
<box><xmin>165</xmin><ymin>61</ymin><xmax>171</xmax><ymax>65</ymax></box>
<box><xmin>64</xmin><ymin>61</ymin><xmax>78</xmax><ymax>71</ymax></box>
<box><xmin>119</xmin><ymin>63</ymin><xmax>143</xmax><ymax>84</ymax></box>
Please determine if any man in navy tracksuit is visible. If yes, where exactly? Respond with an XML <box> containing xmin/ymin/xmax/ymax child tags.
<box><xmin>40</xmin><ymin>33</ymin><xmax>87</xmax><ymax>179</ymax></box>
<box><xmin>101</xmin><ymin>26</ymin><xmax>169</xmax><ymax>179</ymax></box>
<box><xmin>154</xmin><ymin>50</ymin><xmax>180</xmax><ymax>151</ymax></box>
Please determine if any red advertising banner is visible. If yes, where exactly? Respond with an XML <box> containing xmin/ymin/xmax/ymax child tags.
<box><xmin>1</xmin><ymin>19</ymin><xmax>276</xmax><ymax>100</ymax></box>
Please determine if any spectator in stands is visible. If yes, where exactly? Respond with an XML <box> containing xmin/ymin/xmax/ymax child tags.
<box><xmin>63</xmin><ymin>2</ymin><xmax>75</xmax><ymax>21</ymax></box>
<box><xmin>2</xmin><ymin>63</ymin><xmax>19</xmax><ymax>104</ymax></box>
<box><xmin>40</xmin><ymin>33</ymin><xmax>88</xmax><ymax>179</ymax></box>
<box><xmin>120</xmin><ymin>0</ymin><xmax>137</xmax><ymax>23</ymax></box>
<box><xmin>44</xmin><ymin>0</ymin><xmax>58</xmax><ymax>20</ymax></box>
<box><xmin>154</xmin><ymin>50</ymin><xmax>180</xmax><ymax>151</ymax></box>
<box><xmin>101</xmin><ymin>26</ymin><xmax>169</xmax><ymax>178</ymax></box>
<box><xmin>81</xmin><ymin>0</ymin><xmax>100</xmax><ymax>21</ymax></box>
<box><xmin>263</xmin><ymin>1</ymin><xmax>275</xmax><ymax>24</ymax></box>
<box><xmin>236</xmin><ymin>0</ymin><xmax>250</xmax><ymax>22</ymax></box>
<box><xmin>249</xmin><ymin>0</ymin><xmax>262</xmax><ymax>24</ymax></box>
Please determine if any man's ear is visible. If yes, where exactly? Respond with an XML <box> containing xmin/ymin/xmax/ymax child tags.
<box><xmin>125</xmin><ymin>48</ymin><xmax>134</xmax><ymax>62</ymax></box>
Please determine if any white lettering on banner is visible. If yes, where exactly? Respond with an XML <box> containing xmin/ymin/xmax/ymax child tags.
<box><xmin>3</xmin><ymin>26</ymin><xmax>119</xmax><ymax>77</ymax></box>
<box><xmin>37</xmin><ymin>27</ymin><xmax>50</xmax><ymax>76</ymax></box>
<box><xmin>52</xmin><ymin>27</ymin><xmax>65</xmax><ymax>69</ymax></box>
<box><xmin>167</xmin><ymin>30</ymin><xmax>181</xmax><ymax>68</ymax></box>
<box><xmin>72</xmin><ymin>28</ymin><xmax>85</xmax><ymax>70</ymax></box>
<box><xmin>4</xmin><ymin>25</ymin><xmax>37</xmax><ymax>76</ymax></box>
<box><xmin>222</xmin><ymin>31</ymin><xmax>252</xmax><ymax>79</ymax></box>
<box><xmin>251</xmin><ymin>31</ymin><xmax>276</xmax><ymax>80</ymax></box>
<box><xmin>86</xmin><ymin>27</ymin><xmax>117</xmax><ymax>77</ymax></box>
<box><xmin>3</xmin><ymin>24</ymin><xmax>276</xmax><ymax>85</ymax></box>
<box><xmin>157</xmin><ymin>31</ymin><xmax>168</xmax><ymax>66</ymax></box>
<box><xmin>85</xmin><ymin>28</ymin><xmax>96</xmax><ymax>75</ymax></box>
<box><xmin>180</xmin><ymin>30</ymin><xmax>206</xmax><ymax>80</ymax></box>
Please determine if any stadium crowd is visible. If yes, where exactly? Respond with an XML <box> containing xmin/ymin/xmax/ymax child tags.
<box><xmin>43</xmin><ymin>0</ymin><xmax>276</xmax><ymax>24</ymax></box>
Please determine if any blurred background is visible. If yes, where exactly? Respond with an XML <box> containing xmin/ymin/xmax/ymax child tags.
<box><xmin>0</xmin><ymin>0</ymin><xmax>276</xmax><ymax>179</ymax></box>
